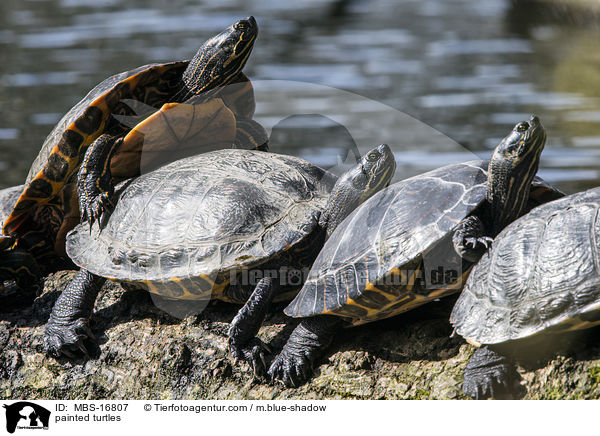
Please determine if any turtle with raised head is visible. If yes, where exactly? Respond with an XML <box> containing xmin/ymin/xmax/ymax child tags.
<box><xmin>43</xmin><ymin>145</ymin><xmax>396</xmax><ymax>372</ymax></box>
<box><xmin>267</xmin><ymin>116</ymin><xmax>564</xmax><ymax>387</ymax></box>
<box><xmin>450</xmin><ymin>184</ymin><xmax>600</xmax><ymax>399</ymax></box>
<box><xmin>0</xmin><ymin>17</ymin><xmax>261</xmax><ymax>292</ymax></box>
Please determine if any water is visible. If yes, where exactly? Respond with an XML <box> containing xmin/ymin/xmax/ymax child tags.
<box><xmin>1</xmin><ymin>0</ymin><xmax>600</xmax><ymax>193</ymax></box>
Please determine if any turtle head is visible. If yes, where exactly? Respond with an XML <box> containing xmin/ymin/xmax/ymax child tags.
<box><xmin>487</xmin><ymin>115</ymin><xmax>546</xmax><ymax>234</ymax></box>
<box><xmin>355</xmin><ymin>143</ymin><xmax>397</xmax><ymax>201</ymax></box>
<box><xmin>202</xmin><ymin>16</ymin><xmax>258</xmax><ymax>66</ymax></box>
<box><xmin>319</xmin><ymin>144</ymin><xmax>396</xmax><ymax>238</ymax></box>
<box><xmin>179</xmin><ymin>16</ymin><xmax>258</xmax><ymax>99</ymax></box>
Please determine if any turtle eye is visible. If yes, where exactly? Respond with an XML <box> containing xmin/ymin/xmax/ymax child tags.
<box><xmin>366</xmin><ymin>152</ymin><xmax>379</xmax><ymax>162</ymax></box>
<box><xmin>516</xmin><ymin>122</ymin><xmax>529</xmax><ymax>132</ymax></box>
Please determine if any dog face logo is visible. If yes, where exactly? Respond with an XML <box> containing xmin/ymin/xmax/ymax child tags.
<box><xmin>3</xmin><ymin>402</ymin><xmax>50</xmax><ymax>433</ymax></box>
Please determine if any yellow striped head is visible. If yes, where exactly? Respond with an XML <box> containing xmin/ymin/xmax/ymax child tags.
<box><xmin>357</xmin><ymin>144</ymin><xmax>396</xmax><ymax>203</ymax></box>
<box><xmin>181</xmin><ymin>16</ymin><xmax>258</xmax><ymax>97</ymax></box>
<box><xmin>488</xmin><ymin>115</ymin><xmax>547</xmax><ymax>234</ymax></box>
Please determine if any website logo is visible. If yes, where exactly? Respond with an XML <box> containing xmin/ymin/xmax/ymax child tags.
<box><xmin>3</xmin><ymin>402</ymin><xmax>50</xmax><ymax>433</ymax></box>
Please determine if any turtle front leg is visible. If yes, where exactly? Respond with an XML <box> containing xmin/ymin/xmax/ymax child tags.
<box><xmin>228</xmin><ymin>277</ymin><xmax>277</xmax><ymax>377</ymax></box>
<box><xmin>452</xmin><ymin>215</ymin><xmax>493</xmax><ymax>263</ymax></box>
<box><xmin>78</xmin><ymin>134</ymin><xmax>123</xmax><ymax>228</ymax></box>
<box><xmin>44</xmin><ymin>269</ymin><xmax>105</xmax><ymax>358</ymax></box>
<box><xmin>463</xmin><ymin>345</ymin><xmax>523</xmax><ymax>399</ymax></box>
<box><xmin>268</xmin><ymin>315</ymin><xmax>343</xmax><ymax>387</ymax></box>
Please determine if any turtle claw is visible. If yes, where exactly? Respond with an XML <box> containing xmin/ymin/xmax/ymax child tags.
<box><xmin>469</xmin><ymin>236</ymin><xmax>493</xmax><ymax>250</ymax></box>
<box><xmin>57</xmin><ymin>347</ymin><xmax>76</xmax><ymax>360</ymax></box>
<box><xmin>465</xmin><ymin>372</ymin><xmax>515</xmax><ymax>400</ymax></box>
<box><xmin>259</xmin><ymin>353</ymin><xmax>268</xmax><ymax>375</ymax></box>
<box><xmin>463</xmin><ymin>346</ymin><xmax>522</xmax><ymax>400</ymax></box>
<box><xmin>77</xmin><ymin>341</ymin><xmax>91</xmax><ymax>359</ymax></box>
<box><xmin>43</xmin><ymin>317</ymin><xmax>96</xmax><ymax>359</ymax></box>
<box><xmin>82</xmin><ymin>191</ymin><xmax>114</xmax><ymax>229</ymax></box>
<box><xmin>268</xmin><ymin>348</ymin><xmax>313</xmax><ymax>388</ymax></box>
<box><xmin>455</xmin><ymin>234</ymin><xmax>494</xmax><ymax>263</ymax></box>
<box><xmin>453</xmin><ymin>216</ymin><xmax>494</xmax><ymax>262</ymax></box>
<box><xmin>229</xmin><ymin>337</ymin><xmax>269</xmax><ymax>378</ymax></box>
<box><xmin>268</xmin><ymin>317</ymin><xmax>340</xmax><ymax>388</ymax></box>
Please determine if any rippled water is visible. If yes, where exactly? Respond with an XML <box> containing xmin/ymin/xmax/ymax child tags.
<box><xmin>1</xmin><ymin>0</ymin><xmax>600</xmax><ymax>193</ymax></box>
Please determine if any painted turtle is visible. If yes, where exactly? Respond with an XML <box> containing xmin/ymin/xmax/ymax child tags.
<box><xmin>44</xmin><ymin>145</ymin><xmax>396</xmax><ymax>372</ymax></box>
<box><xmin>451</xmin><ymin>185</ymin><xmax>600</xmax><ymax>399</ymax></box>
<box><xmin>267</xmin><ymin>116</ymin><xmax>564</xmax><ymax>386</ymax></box>
<box><xmin>0</xmin><ymin>17</ymin><xmax>260</xmax><ymax>291</ymax></box>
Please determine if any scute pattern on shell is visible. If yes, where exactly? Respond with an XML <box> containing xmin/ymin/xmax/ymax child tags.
<box><xmin>3</xmin><ymin>62</ymin><xmax>189</xmax><ymax>238</ymax></box>
<box><xmin>25</xmin><ymin>62</ymin><xmax>187</xmax><ymax>184</ymax></box>
<box><xmin>286</xmin><ymin>160</ymin><xmax>490</xmax><ymax>319</ymax></box>
<box><xmin>451</xmin><ymin>187</ymin><xmax>600</xmax><ymax>345</ymax></box>
<box><xmin>66</xmin><ymin>149</ymin><xmax>336</xmax><ymax>287</ymax></box>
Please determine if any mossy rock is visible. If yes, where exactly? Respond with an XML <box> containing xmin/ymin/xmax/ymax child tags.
<box><xmin>1</xmin><ymin>271</ymin><xmax>600</xmax><ymax>400</ymax></box>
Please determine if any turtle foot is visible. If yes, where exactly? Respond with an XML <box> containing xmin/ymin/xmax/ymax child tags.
<box><xmin>268</xmin><ymin>316</ymin><xmax>341</xmax><ymax>387</ymax></box>
<box><xmin>453</xmin><ymin>216</ymin><xmax>493</xmax><ymax>263</ymax></box>
<box><xmin>44</xmin><ymin>317</ymin><xmax>97</xmax><ymax>359</ymax></box>
<box><xmin>81</xmin><ymin>190</ymin><xmax>114</xmax><ymax>229</ymax></box>
<box><xmin>77</xmin><ymin>134</ymin><xmax>121</xmax><ymax>228</ymax></box>
<box><xmin>268</xmin><ymin>346</ymin><xmax>313</xmax><ymax>388</ymax></box>
<box><xmin>463</xmin><ymin>346</ymin><xmax>523</xmax><ymax>399</ymax></box>
<box><xmin>227</xmin><ymin>277</ymin><xmax>276</xmax><ymax>378</ymax></box>
<box><xmin>229</xmin><ymin>337</ymin><xmax>270</xmax><ymax>378</ymax></box>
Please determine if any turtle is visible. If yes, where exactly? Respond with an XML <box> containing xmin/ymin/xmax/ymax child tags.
<box><xmin>267</xmin><ymin>116</ymin><xmax>565</xmax><ymax>387</ymax></box>
<box><xmin>449</xmin><ymin>185</ymin><xmax>600</xmax><ymax>399</ymax></box>
<box><xmin>43</xmin><ymin>145</ymin><xmax>396</xmax><ymax>372</ymax></box>
<box><xmin>76</xmin><ymin>98</ymin><xmax>268</xmax><ymax>228</ymax></box>
<box><xmin>0</xmin><ymin>16</ymin><xmax>260</xmax><ymax>292</ymax></box>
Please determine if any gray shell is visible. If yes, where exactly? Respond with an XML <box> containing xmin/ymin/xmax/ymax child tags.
<box><xmin>451</xmin><ymin>187</ymin><xmax>600</xmax><ymax>345</ymax></box>
<box><xmin>285</xmin><ymin>160</ymin><xmax>562</xmax><ymax>323</ymax></box>
<box><xmin>0</xmin><ymin>185</ymin><xmax>24</xmax><ymax>226</ymax></box>
<box><xmin>66</xmin><ymin>149</ymin><xmax>336</xmax><ymax>297</ymax></box>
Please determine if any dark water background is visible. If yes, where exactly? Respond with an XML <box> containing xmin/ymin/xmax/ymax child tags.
<box><xmin>1</xmin><ymin>0</ymin><xmax>600</xmax><ymax>193</ymax></box>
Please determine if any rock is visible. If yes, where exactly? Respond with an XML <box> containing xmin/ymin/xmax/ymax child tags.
<box><xmin>2</xmin><ymin>271</ymin><xmax>600</xmax><ymax>399</ymax></box>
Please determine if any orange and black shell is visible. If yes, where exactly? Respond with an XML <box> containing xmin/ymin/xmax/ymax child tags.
<box><xmin>285</xmin><ymin>160</ymin><xmax>564</xmax><ymax>326</ymax></box>
<box><xmin>3</xmin><ymin>63</ymin><xmax>255</xmax><ymax>240</ymax></box>
<box><xmin>3</xmin><ymin>61</ymin><xmax>189</xmax><ymax>237</ymax></box>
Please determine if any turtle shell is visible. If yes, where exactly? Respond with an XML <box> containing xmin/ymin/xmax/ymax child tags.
<box><xmin>109</xmin><ymin>98</ymin><xmax>237</xmax><ymax>180</ymax></box>
<box><xmin>0</xmin><ymin>185</ymin><xmax>24</xmax><ymax>228</ymax></box>
<box><xmin>3</xmin><ymin>62</ymin><xmax>186</xmax><ymax>236</ymax></box>
<box><xmin>66</xmin><ymin>149</ymin><xmax>337</xmax><ymax>301</ymax></box>
<box><xmin>451</xmin><ymin>187</ymin><xmax>600</xmax><ymax>346</ymax></box>
<box><xmin>3</xmin><ymin>63</ymin><xmax>254</xmax><ymax>237</ymax></box>
<box><xmin>285</xmin><ymin>160</ymin><xmax>564</xmax><ymax>325</ymax></box>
